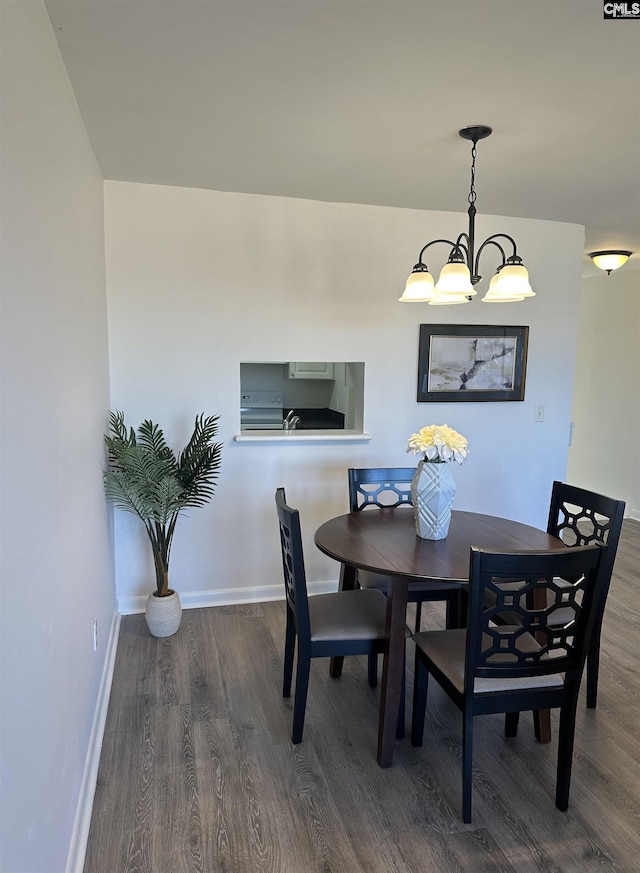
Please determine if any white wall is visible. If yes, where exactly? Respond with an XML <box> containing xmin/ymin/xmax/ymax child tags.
<box><xmin>568</xmin><ymin>268</ymin><xmax>640</xmax><ymax>517</ymax></box>
<box><xmin>0</xmin><ymin>3</ymin><xmax>115</xmax><ymax>872</ymax></box>
<box><xmin>105</xmin><ymin>181</ymin><xmax>585</xmax><ymax>610</ymax></box>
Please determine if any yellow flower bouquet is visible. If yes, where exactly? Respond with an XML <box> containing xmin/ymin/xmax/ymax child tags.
<box><xmin>406</xmin><ymin>424</ymin><xmax>469</xmax><ymax>465</ymax></box>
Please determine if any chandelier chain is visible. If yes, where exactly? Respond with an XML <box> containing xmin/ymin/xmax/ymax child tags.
<box><xmin>468</xmin><ymin>140</ymin><xmax>477</xmax><ymax>207</ymax></box>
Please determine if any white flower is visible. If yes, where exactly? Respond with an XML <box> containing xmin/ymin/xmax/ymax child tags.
<box><xmin>406</xmin><ymin>424</ymin><xmax>469</xmax><ymax>465</ymax></box>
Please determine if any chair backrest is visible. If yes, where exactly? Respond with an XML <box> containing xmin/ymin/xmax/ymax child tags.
<box><xmin>547</xmin><ymin>480</ymin><xmax>625</xmax><ymax>609</ymax></box>
<box><xmin>275</xmin><ymin>488</ymin><xmax>311</xmax><ymax>641</ymax></box>
<box><xmin>465</xmin><ymin>544</ymin><xmax>606</xmax><ymax>692</ymax></box>
<box><xmin>348</xmin><ymin>467</ymin><xmax>416</xmax><ymax>512</ymax></box>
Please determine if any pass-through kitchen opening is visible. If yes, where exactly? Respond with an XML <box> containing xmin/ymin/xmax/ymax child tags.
<box><xmin>240</xmin><ymin>362</ymin><xmax>365</xmax><ymax>432</ymax></box>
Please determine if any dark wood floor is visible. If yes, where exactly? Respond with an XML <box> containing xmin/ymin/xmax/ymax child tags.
<box><xmin>85</xmin><ymin>520</ymin><xmax>640</xmax><ymax>873</ymax></box>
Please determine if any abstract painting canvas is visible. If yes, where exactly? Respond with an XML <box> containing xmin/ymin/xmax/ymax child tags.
<box><xmin>417</xmin><ymin>325</ymin><xmax>528</xmax><ymax>402</ymax></box>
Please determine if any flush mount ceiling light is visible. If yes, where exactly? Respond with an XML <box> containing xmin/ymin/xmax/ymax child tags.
<box><xmin>399</xmin><ymin>126</ymin><xmax>535</xmax><ymax>305</ymax></box>
<box><xmin>588</xmin><ymin>250</ymin><xmax>632</xmax><ymax>275</ymax></box>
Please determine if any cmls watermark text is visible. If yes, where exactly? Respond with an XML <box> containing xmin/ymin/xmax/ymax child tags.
<box><xmin>603</xmin><ymin>2</ymin><xmax>640</xmax><ymax>18</ymax></box>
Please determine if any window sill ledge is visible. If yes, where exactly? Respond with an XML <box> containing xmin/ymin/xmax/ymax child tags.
<box><xmin>234</xmin><ymin>430</ymin><xmax>372</xmax><ymax>444</ymax></box>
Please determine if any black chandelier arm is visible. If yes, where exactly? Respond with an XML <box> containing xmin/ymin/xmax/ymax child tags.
<box><xmin>453</xmin><ymin>233</ymin><xmax>471</xmax><ymax>263</ymax></box>
<box><xmin>417</xmin><ymin>238</ymin><xmax>457</xmax><ymax>264</ymax></box>
<box><xmin>473</xmin><ymin>236</ymin><xmax>509</xmax><ymax>277</ymax></box>
<box><xmin>417</xmin><ymin>237</ymin><xmax>470</xmax><ymax>266</ymax></box>
<box><xmin>476</xmin><ymin>233</ymin><xmax>518</xmax><ymax>261</ymax></box>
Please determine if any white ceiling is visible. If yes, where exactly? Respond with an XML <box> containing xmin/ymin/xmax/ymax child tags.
<box><xmin>45</xmin><ymin>0</ymin><xmax>640</xmax><ymax>276</ymax></box>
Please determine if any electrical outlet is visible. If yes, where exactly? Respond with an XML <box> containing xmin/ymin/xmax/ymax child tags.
<box><xmin>534</xmin><ymin>405</ymin><xmax>544</xmax><ymax>422</ymax></box>
<box><xmin>93</xmin><ymin>619</ymin><xmax>98</xmax><ymax>652</ymax></box>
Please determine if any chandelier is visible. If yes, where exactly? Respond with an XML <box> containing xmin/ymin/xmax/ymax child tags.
<box><xmin>399</xmin><ymin>126</ymin><xmax>535</xmax><ymax>305</ymax></box>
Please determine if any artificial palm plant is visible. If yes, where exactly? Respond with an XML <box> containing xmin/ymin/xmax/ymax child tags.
<box><xmin>103</xmin><ymin>411</ymin><xmax>223</xmax><ymax>597</ymax></box>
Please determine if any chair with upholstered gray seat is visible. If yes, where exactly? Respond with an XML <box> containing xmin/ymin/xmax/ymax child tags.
<box><xmin>275</xmin><ymin>487</ymin><xmax>407</xmax><ymax>745</ymax></box>
<box><xmin>348</xmin><ymin>467</ymin><xmax>464</xmax><ymax>631</ymax></box>
<box><xmin>484</xmin><ymin>481</ymin><xmax>625</xmax><ymax>710</ymax></box>
<box><xmin>411</xmin><ymin>543</ymin><xmax>606</xmax><ymax>823</ymax></box>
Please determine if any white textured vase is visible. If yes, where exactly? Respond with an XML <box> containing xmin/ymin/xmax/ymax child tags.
<box><xmin>411</xmin><ymin>460</ymin><xmax>456</xmax><ymax>540</ymax></box>
<box><xmin>145</xmin><ymin>590</ymin><xmax>182</xmax><ymax>638</ymax></box>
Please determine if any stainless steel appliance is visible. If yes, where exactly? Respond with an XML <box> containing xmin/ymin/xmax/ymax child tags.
<box><xmin>240</xmin><ymin>390</ymin><xmax>284</xmax><ymax>430</ymax></box>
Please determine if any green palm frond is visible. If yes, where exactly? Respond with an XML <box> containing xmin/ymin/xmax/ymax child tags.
<box><xmin>177</xmin><ymin>414</ymin><xmax>223</xmax><ymax>508</ymax></box>
<box><xmin>104</xmin><ymin>446</ymin><xmax>181</xmax><ymax>522</ymax></box>
<box><xmin>108</xmin><ymin>410</ymin><xmax>129</xmax><ymax>442</ymax></box>
<box><xmin>103</xmin><ymin>411</ymin><xmax>223</xmax><ymax>596</ymax></box>
<box><xmin>104</xmin><ymin>410</ymin><xmax>137</xmax><ymax>460</ymax></box>
<box><xmin>137</xmin><ymin>418</ymin><xmax>177</xmax><ymax>466</ymax></box>
<box><xmin>104</xmin><ymin>469</ymin><xmax>155</xmax><ymax>520</ymax></box>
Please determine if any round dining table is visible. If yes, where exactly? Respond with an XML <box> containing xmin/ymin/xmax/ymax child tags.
<box><xmin>314</xmin><ymin>507</ymin><xmax>565</xmax><ymax>767</ymax></box>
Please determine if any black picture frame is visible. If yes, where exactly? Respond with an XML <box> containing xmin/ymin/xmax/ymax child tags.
<box><xmin>417</xmin><ymin>324</ymin><xmax>529</xmax><ymax>402</ymax></box>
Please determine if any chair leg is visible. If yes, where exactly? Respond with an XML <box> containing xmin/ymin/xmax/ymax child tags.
<box><xmin>462</xmin><ymin>710</ymin><xmax>474</xmax><ymax>824</ymax></box>
<box><xmin>329</xmin><ymin>563</ymin><xmax>357</xmax><ymax>679</ymax></box>
<box><xmin>505</xmin><ymin>712</ymin><xmax>519</xmax><ymax>737</ymax></box>
<box><xmin>533</xmin><ymin>708</ymin><xmax>552</xmax><ymax>743</ymax></box>
<box><xmin>283</xmin><ymin>607</ymin><xmax>296</xmax><ymax>698</ymax></box>
<box><xmin>586</xmin><ymin>628</ymin><xmax>602</xmax><ymax>709</ymax></box>
<box><xmin>329</xmin><ymin>658</ymin><xmax>344</xmax><ymax>679</ymax></box>
<box><xmin>455</xmin><ymin>589</ymin><xmax>468</xmax><ymax>629</ymax></box>
<box><xmin>446</xmin><ymin>590</ymin><xmax>462</xmax><ymax>629</ymax></box>
<box><xmin>292</xmin><ymin>651</ymin><xmax>311</xmax><ymax>744</ymax></box>
<box><xmin>555</xmin><ymin>689</ymin><xmax>580</xmax><ymax>811</ymax></box>
<box><xmin>411</xmin><ymin>652</ymin><xmax>429</xmax><ymax>746</ymax></box>
<box><xmin>396</xmin><ymin>651</ymin><xmax>406</xmax><ymax>740</ymax></box>
<box><xmin>368</xmin><ymin>653</ymin><xmax>378</xmax><ymax>688</ymax></box>
<box><xmin>414</xmin><ymin>601</ymin><xmax>423</xmax><ymax>633</ymax></box>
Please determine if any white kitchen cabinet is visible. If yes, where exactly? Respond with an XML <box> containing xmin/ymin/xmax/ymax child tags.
<box><xmin>286</xmin><ymin>362</ymin><xmax>335</xmax><ymax>380</ymax></box>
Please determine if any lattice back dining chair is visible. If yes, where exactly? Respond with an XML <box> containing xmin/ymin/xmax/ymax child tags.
<box><xmin>484</xmin><ymin>481</ymin><xmax>625</xmax><ymax>710</ymax></box>
<box><xmin>411</xmin><ymin>543</ymin><xmax>606</xmax><ymax>823</ymax></box>
<box><xmin>348</xmin><ymin>468</ymin><xmax>464</xmax><ymax>632</ymax></box>
<box><xmin>547</xmin><ymin>481</ymin><xmax>625</xmax><ymax>708</ymax></box>
<box><xmin>275</xmin><ymin>487</ymin><xmax>407</xmax><ymax>745</ymax></box>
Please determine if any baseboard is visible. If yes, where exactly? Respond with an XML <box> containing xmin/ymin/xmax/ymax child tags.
<box><xmin>117</xmin><ymin>579</ymin><xmax>339</xmax><ymax>615</ymax></box>
<box><xmin>66</xmin><ymin>608</ymin><xmax>121</xmax><ymax>873</ymax></box>
<box><xmin>628</xmin><ymin>508</ymin><xmax>640</xmax><ymax>522</ymax></box>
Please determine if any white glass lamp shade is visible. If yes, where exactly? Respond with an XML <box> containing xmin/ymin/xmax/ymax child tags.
<box><xmin>589</xmin><ymin>250</ymin><xmax>632</xmax><ymax>274</ymax></box>
<box><xmin>428</xmin><ymin>291</ymin><xmax>470</xmax><ymax>305</ymax></box>
<box><xmin>481</xmin><ymin>271</ymin><xmax>524</xmax><ymax>303</ymax></box>
<box><xmin>399</xmin><ymin>268</ymin><xmax>436</xmax><ymax>302</ymax></box>
<box><xmin>491</xmin><ymin>263</ymin><xmax>535</xmax><ymax>298</ymax></box>
<box><xmin>481</xmin><ymin>292</ymin><xmax>525</xmax><ymax>303</ymax></box>
<box><xmin>435</xmin><ymin>260</ymin><xmax>476</xmax><ymax>296</ymax></box>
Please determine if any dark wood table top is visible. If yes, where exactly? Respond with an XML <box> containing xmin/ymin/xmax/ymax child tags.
<box><xmin>315</xmin><ymin>507</ymin><xmax>565</xmax><ymax>584</ymax></box>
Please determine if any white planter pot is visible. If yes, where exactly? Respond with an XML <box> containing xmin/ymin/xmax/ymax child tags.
<box><xmin>145</xmin><ymin>590</ymin><xmax>182</xmax><ymax>637</ymax></box>
<box><xmin>411</xmin><ymin>460</ymin><xmax>456</xmax><ymax>540</ymax></box>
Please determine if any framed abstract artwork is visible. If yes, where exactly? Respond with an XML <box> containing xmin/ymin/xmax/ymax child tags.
<box><xmin>417</xmin><ymin>324</ymin><xmax>529</xmax><ymax>402</ymax></box>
